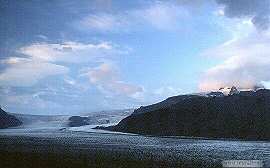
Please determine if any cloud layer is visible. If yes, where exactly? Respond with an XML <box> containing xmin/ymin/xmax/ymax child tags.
<box><xmin>0</xmin><ymin>57</ymin><xmax>68</xmax><ymax>87</ymax></box>
<box><xmin>77</xmin><ymin>1</ymin><xmax>190</xmax><ymax>32</ymax></box>
<box><xmin>0</xmin><ymin>40</ymin><xmax>145</xmax><ymax>113</ymax></box>
<box><xmin>82</xmin><ymin>63</ymin><xmax>143</xmax><ymax>97</ymax></box>
<box><xmin>0</xmin><ymin>41</ymin><xmax>127</xmax><ymax>87</ymax></box>
<box><xmin>199</xmin><ymin>0</ymin><xmax>270</xmax><ymax>91</ymax></box>
<box><xmin>200</xmin><ymin>27</ymin><xmax>270</xmax><ymax>91</ymax></box>
<box><xmin>20</xmin><ymin>41</ymin><xmax>123</xmax><ymax>63</ymax></box>
<box><xmin>216</xmin><ymin>0</ymin><xmax>270</xmax><ymax>30</ymax></box>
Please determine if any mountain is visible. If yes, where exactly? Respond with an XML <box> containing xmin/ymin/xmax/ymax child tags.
<box><xmin>0</xmin><ymin>107</ymin><xmax>22</xmax><ymax>129</ymax></box>
<box><xmin>1</xmin><ymin>109</ymin><xmax>133</xmax><ymax>133</ymax></box>
<box><xmin>11</xmin><ymin>113</ymin><xmax>69</xmax><ymax>131</ymax></box>
<box><xmin>102</xmin><ymin>89</ymin><xmax>270</xmax><ymax>140</ymax></box>
<box><xmin>68</xmin><ymin>116</ymin><xmax>90</xmax><ymax>127</ymax></box>
<box><xmin>67</xmin><ymin>109</ymin><xmax>134</xmax><ymax>128</ymax></box>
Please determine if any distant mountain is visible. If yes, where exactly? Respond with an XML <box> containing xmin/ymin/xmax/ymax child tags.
<box><xmin>68</xmin><ymin>109</ymin><xmax>134</xmax><ymax>128</ymax></box>
<box><xmin>2</xmin><ymin>109</ymin><xmax>133</xmax><ymax>132</ymax></box>
<box><xmin>68</xmin><ymin>116</ymin><xmax>90</xmax><ymax>127</ymax></box>
<box><xmin>11</xmin><ymin>113</ymin><xmax>69</xmax><ymax>130</ymax></box>
<box><xmin>102</xmin><ymin>89</ymin><xmax>270</xmax><ymax>140</ymax></box>
<box><xmin>0</xmin><ymin>107</ymin><xmax>22</xmax><ymax>129</ymax></box>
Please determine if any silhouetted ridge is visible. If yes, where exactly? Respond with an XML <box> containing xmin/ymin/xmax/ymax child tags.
<box><xmin>0</xmin><ymin>107</ymin><xmax>22</xmax><ymax>129</ymax></box>
<box><xmin>103</xmin><ymin>89</ymin><xmax>270</xmax><ymax>140</ymax></box>
<box><xmin>132</xmin><ymin>95</ymin><xmax>199</xmax><ymax>115</ymax></box>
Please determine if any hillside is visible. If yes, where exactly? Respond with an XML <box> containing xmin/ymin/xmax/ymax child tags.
<box><xmin>0</xmin><ymin>107</ymin><xmax>22</xmax><ymax>129</ymax></box>
<box><xmin>103</xmin><ymin>89</ymin><xmax>270</xmax><ymax>140</ymax></box>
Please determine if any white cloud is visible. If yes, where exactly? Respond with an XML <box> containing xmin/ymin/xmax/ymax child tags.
<box><xmin>199</xmin><ymin>23</ymin><xmax>270</xmax><ymax>91</ymax></box>
<box><xmin>64</xmin><ymin>77</ymin><xmax>76</xmax><ymax>86</ymax></box>
<box><xmin>0</xmin><ymin>41</ymin><xmax>128</xmax><ymax>87</ymax></box>
<box><xmin>76</xmin><ymin>1</ymin><xmax>190</xmax><ymax>32</ymax></box>
<box><xmin>82</xmin><ymin>63</ymin><xmax>143</xmax><ymax>97</ymax></box>
<box><xmin>0</xmin><ymin>58</ymin><xmax>68</xmax><ymax>87</ymax></box>
<box><xmin>79</xmin><ymin>13</ymin><xmax>129</xmax><ymax>32</ymax></box>
<box><xmin>20</xmin><ymin>41</ymin><xmax>124</xmax><ymax>63</ymax></box>
<box><xmin>36</xmin><ymin>34</ymin><xmax>48</xmax><ymax>40</ymax></box>
<box><xmin>135</xmin><ymin>2</ymin><xmax>189</xmax><ymax>30</ymax></box>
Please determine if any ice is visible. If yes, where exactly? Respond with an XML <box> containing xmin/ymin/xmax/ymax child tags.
<box><xmin>0</xmin><ymin>109</ymin><xmax>133</xmax><ymax>134</ymax></box>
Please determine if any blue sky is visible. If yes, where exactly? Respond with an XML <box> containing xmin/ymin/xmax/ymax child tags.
<box><xmin>1</xmin><ymin>0</ymin><xmax>270</xmax><ymax>114</ymax></box>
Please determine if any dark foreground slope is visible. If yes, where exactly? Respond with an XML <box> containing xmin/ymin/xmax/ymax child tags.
<box><xmin>104</xmin><ymin>89</ymin><xmax>270</xmax><ymax>140</ymax></box>
<box><xmin>0</xmin><ymin>107</ymin><xmax>22</xmax><ymax>129</ymax></box>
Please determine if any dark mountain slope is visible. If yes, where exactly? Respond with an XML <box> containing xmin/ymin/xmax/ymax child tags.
<box><xmin>0</xmin><ymin>107</ymin><xmax>22</xmax><ymax>129</ymax></box>
<box><xmin>104</xmin><ymin>89</ymin><xmax>270</xmax><ymax>140</ymax></box>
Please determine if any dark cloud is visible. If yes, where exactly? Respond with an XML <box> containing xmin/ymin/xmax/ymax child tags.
<box><xmin>216</xmin><ymin>0</ymin><xmax>270</xmax><ymax>30</ymax></box>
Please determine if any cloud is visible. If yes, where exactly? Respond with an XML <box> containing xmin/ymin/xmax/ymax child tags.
<box><xmin>0</xmin><ymin>41</ymin><xmax>127</xmax><ymax>88</ymax></box>
<box><xmin>20</xmin><ymin>41</ymin><xmax>124</xmax><ymax>63</ymax></box>
<box><xmin>216</xmin><ymin>0</ymin><xmax>270</xmax><ymax>30</ymax></box>
<box><xmin>79</xmin><ymin>13</ymin><xmax>129</xmax><ymax>33</ymax></box>
<box><xmin>76</xmin><ymin>1</ymin><xmax>190</xmax><ymax>32</ymax></box>
<box><xmin>0</xmin><ymin>91</ymin><xmax>68</xmax><ymax>115</ymax></box>
<box><xmin>200</xmin><ymin>3</ymin><xmax>270</xmax><ymax>91</ymax></box>
<box><xmin>36</xmin><ymin>34</ymin><xmax>48</xmax><ymax>40</ymax></box>
<box><xmin>199</xmin><ymin>29</ymin><xmax>270</xmax><ymax>91</ymax></box>
<box><xmin>0</xmin><ymin>57</ymin><xmax>68</xmax><ymax>87</ymax></box>
<box><xmin>135</xmin><ymin>1</ymin><xmax>189</xmax><ymax>30</ymax></box>
<box><xmin>82</xmin><ymin>63</ymin><xmax>143</xmax><ymax>97</ymax></box>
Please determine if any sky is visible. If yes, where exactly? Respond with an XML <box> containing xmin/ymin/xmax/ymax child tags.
<box><xmin>1</xmin><ymin>0</ymin><xmax>270</xmax><ymax>114</ymax></box>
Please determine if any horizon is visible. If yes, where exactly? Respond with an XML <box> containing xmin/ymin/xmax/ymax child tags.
<box><xmin>2</xmin><ymin>85</ymin><xmax>268</xmax><ymax>116</ymax></box>
<box><xmin>1</xmin><ymin>0</ymin><xmax>270</xmax><ymax>115</ymax></box>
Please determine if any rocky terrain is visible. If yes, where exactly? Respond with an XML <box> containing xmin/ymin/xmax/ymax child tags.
<box><xmin>103</xmin><ymin>88</ymin><xmax>270</xmax><ymax>140</ymax></box>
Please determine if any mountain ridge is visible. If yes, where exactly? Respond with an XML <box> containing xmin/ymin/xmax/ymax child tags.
<box><xmin>100</xmin><ymin>88</ymin><xmax>270</xmax><ymax>140</ymax></box>
<box><xmin>0</xmin><ymin>107</ymin><xmax>22</xmax><ymax>129</ymax></box>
